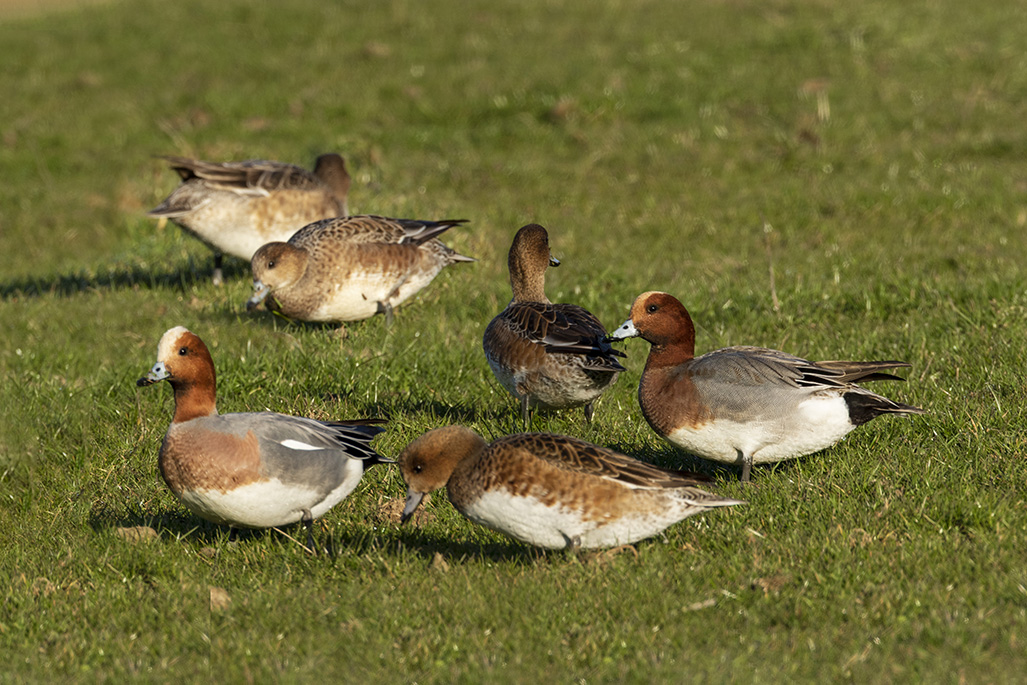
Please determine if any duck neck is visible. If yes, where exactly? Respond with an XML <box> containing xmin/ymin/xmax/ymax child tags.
<box><xmin>643</xmin><ymin>330</ymin><xmax>696</xmax><ymax>371</ymax></box>
<box><xmin>170</xmin><ymin>378</ymin><xmax>217</xmax><ymax>423</ymax></box>
<box><xmin>509</xmin><ymin>259</ymin><xmax>549</xmax><ymax>303</ymax></box>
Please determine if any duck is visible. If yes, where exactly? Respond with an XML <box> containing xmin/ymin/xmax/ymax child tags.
<box><xmin>398</xmin><ymin>426</ymin><xmax>743</xmax><ymax>550</ymax></box>
<box><xmin>136</xmin><ymin>326</ymin><xmax>388</xmax><ymax>549</ymax></box>
<box><xmin>148</xmin><ymin>153</ymin><xmax>350</xmax><ymax>285</ymax></box>
<box><xmin>246</xmin><ymin>215</ymin><xmax>474</xmax><ymax>325</ymax></box>
<box><xmin>608</xmin><ymin>291</ymin><xmax>925</xmax><ymax>482</ymax></box>
<box><xmin>483</xmin><ymin>224</ymin><xmax>625</xmax><ymax>428</ymax></box>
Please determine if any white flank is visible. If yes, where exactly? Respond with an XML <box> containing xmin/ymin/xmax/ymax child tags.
<box><xmin>176</xmin><ymin>460</ymin><xmax>364</xmax><ymax>528</ymax></box>
<box><xmin>462</xmin><ymin>489</ymin><xmax>705</xmax><ymax>550</ymax></box>
<box><xmin>665</xmin><ymin>394</ymin><xmax>854</xmax><ymax>465</ymax></box>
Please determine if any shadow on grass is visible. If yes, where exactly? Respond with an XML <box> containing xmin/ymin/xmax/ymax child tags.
<box><xmin>87</xmin><ymin>501</ymin><xmax>552</xmax><ymax>563</ymax></box>
<box><xmin>607</xmin><ymin>442</ymin><xmax>743</xmax><ymax>483</ymax></box>
<box><xmin>88</xmin><ymin>503</ymin><xmax>243</xmax><ymax>544</ymax></box>
<box><xmin>223</xmin><ymin>306</ymin><xmax>347</xmax><ymax>333</ymax></box>
<box><xmin>384</xmin><ymin>399</ymin><xmax>490</xmax><ymax>426</ymax></box>
<box><xmin>89</xmin><ymin>503</ymin><xmax>366</xmax><ymax>554</ymax></box>
<box><xmin>389</xmin><ymin>526</ymin><xmax>559</xmax><ymax>565</ymax></box>
<box><xmin>0</xmin><ymin>258</ymin><xmax>250</xmax><ymax>301</ymax></box>
<box><xmin>620</xmin><ymin>443</ymin><xmax>817</xmax><ymax>485</ymax></box>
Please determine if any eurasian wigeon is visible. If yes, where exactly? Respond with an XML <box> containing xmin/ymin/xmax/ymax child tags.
<box><xmin>609</xmin><ymin>291</ymin><xmax>925</xmax><ymax>482</ymax></box>
<box><xmin>148</xmin><ymin>154</ymin><xmax>350</xmax><ymax>284</ymax></box>
<box><xmin>137</xmin><ymin>326</ymin><xmax>388</xmax><ymax>548</ymax></box>
<box><xmin>246</xmin><ymin>215</ymin><xmax>474</xmax><ymax>325</ymax></box>
<box><xmin>398</xmin><ymin>426</ymin><xmax>742</xmax><ymax>550</ymax></box>
<box><xmin>483</xmin><ymin>224</ymin><xmax>625</xmax><ymax>428</ymax></box>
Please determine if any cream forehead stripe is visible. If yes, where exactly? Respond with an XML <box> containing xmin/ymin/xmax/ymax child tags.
<box><xmin>157</xmin><ymin>326</ymin><xmax>192</xmax><ymax>361</ymax></box>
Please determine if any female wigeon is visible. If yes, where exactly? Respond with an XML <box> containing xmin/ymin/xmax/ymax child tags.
<box><xmin>137</xmin><ymin>326</ymin><xmax>388</xmax><ymax>548</ymax></box>
<box><xmin>246</xmin><ymin>215</ymin><xmax>474</xmax><ymax>325</ymax></box>
<box><xmin>609</xmin><ymin>291</ymin><xmax>925</xmax><ymax>482</ymax></box>
<box><xmin>149</xmin><ymin>154</ymin><xmax>350</xmax><ymax>284</ymax></box>
<box><xmin>483</xmin><ymin>224</ymin><xmax>625</xmax><ymax>428</ymax></box>
<box><xmin>398</xmin><ymin>426</ymin><xmax>742</xmax><ymax>550</ymax></box>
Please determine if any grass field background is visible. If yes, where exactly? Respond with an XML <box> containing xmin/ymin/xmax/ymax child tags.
<box><xmin>2</xmin><ymin>0</ymin><xmax>1026</xmax><ymax>681</ymax></box>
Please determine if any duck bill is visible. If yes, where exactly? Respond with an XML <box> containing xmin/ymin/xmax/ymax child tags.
<box><xmin>400</xmin><ymin>489</ymin><xmax>426</xmax><ymax>524</ymax></box>
<box><xmin>136</xmin><ymin>361</ymin><xmax>169</xmax><ymax>387</ymax></box>
<box><xmin>606</xmin><ymin>318</ymin><xmax>638</xmax><ymax>342</ymax></box>
<box><xmin>548</xmin><ymin>255</ymin><xmax>561</xmax><ymax>267</ymax></box>
<box><xmin>246</xmin><ymin>281</ymin><xmax>271</xmax><ymax>311</ymax></box>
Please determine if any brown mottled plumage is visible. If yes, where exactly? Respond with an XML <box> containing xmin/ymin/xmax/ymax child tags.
<box><xmin>483</xmin><ymin>224</ymin><xmax>625</xmax><ymax>428</ymax></box>
<box><xmin>149</xmin><ymin>154</ymin><xmax>350</xmax><ymax>284</ymax></box>
<box><xmin>610</xmin><ymin>291</ymin><xmax>925</xmax><ymax>482</ymax></box>
<box><xmin>247</xmin><ymin>215</ymin><xmax>474</xmax><ymax>324</ymax></box>
<box><xmin>398</xmin><ymin>426</ymin><xmax>741</xmax><ymax>550</ymax></box>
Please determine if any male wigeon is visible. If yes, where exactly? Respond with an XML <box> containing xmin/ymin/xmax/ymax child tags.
<box><xmin>483</xmin><ymin>224</ymin><xmax>625</xmax><ymax>428</ymax></box>
<box><xmin>609</xmin><ymin>291</ymin><xmax>925</xmax><ymax>482</ymax></box>
<box><xmin>137</xmin><ymin>326</ymin><xmax>388</xmax><ymax>548</ymax></box>
<box><xmin>148</xmin><ymin>154</ymin><xmax>350</xmax><ymax>284</ymax></box>
<box><xmin>398</xmin><ymin>426</ymin><xmax>742</xmax><ymax>550</ymax></box>
<box><xmin>246</xmin><ymin>215</ymin><xmax>474</xmax><ymax>325</ymax></box>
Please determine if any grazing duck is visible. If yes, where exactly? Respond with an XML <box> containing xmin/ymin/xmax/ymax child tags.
<box><xmin>148</xmin><ymin>153</ymin><xmax>350</xmax><ymax>284</ymax></box>
<box><xmin>483</xmin><ymin>224</ymin><xmax>625</xmax><ymax>428</ymax></box>
<box><xmin>246</xmin><ymin>215</ymin><xmax>474</xmax><ymax>325</ymax></box>
<box><xmin>609</xmin><ymin>291</ymin><xmax>925</xmax><ymax>482</ymax></box>
<box><xmin>398</xmin><ymin>426</ymin><xmax>742</xmax><ymax>550</ymax></box>
<box><xmin>137</xmin><ymin>326</ymin><xmax>388</xmax><ymax>549</ymax></box>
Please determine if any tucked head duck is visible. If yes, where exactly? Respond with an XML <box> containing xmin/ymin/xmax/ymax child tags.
<box><xmin>137</xmin><ymin>326</ymin><xmax>388</xmax><ymax>550</ymax></box>
<box><xmin>483</xmin><ymin>224</ymin><xmax>625</xmax><ymax>428</ymax></box>
<box><xmin>246</xmin><ymin>215</ymin><xmax>474</xmax><ymax>325</ymax></box>
<box><xmin>398</xmin><ymin>425</ymin><xmax>742</xmax><ymax>550</ymax></box>
<box><xmin>609</xmin><ymin>291</ymin><xmax>925</xmax><ymax>482</ymax></box>
<box><xmin>148</xmin><ymin>153</ymin><xmax>350</xmax><ymax>285</ymax></box>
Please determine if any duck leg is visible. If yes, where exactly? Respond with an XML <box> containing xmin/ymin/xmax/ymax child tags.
<box><xmin>739</xmin><ymin>449</ymin><xmax>753</xmax><ymax>483</ymax></box>
<box><xmin>375</xmin><ymin>301</ymin><xmax>396</xmax><ymax>327</ymax></box>
<box><xmin>212</xmin><ymin>252</ymin><xmax>224</xmax><ymax>287</ymax></box>
<box><xmin>583</xmin><ymin>401</ymin><xmax>595</xmax><ymax>424</ymax></box>
<box><xmin>378</xmin><ymin>272</ymin><xmax>414</xmax><ymax>327</ymax></box>
<box><xmin>520</xmin><ymin>396</ymin><xmax>532</xmax><ymax>431</ymax></box>
<box><xmin>301</xmin><ymin>509</ymin><xmax>317</xmax><ymax>555</ymax></box>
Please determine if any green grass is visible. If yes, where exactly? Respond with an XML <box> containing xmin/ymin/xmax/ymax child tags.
<box><xmin>2</xmin><ymin>0</ymin><xmax>1027</xmax><ymax>680</ymax></box>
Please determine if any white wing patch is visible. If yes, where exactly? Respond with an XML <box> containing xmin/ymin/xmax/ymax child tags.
<box><xmin>279</xmin><ymin>439</ymin><xmax>324</xmax><ymax>451</ymax></box>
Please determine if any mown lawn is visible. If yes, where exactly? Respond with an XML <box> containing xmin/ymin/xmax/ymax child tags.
<box><xmin>2</xmin><ymin>0</ymin><xmax>1026</xmax><ymax>681</ymax></box>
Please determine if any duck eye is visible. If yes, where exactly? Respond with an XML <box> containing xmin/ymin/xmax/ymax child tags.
<box><xmin>267</xmin><ymin>260</ymin><xmax>276</xmax><ymax>269</ymax></box>
<box><xmin>413</xmin><ymin>463</ymin><xmax>423</xmax><ymax>474</ymax></box>
<box><xmin>178</xmin><ymin>346</ymin><xmax>188</xmax><ymax>356</ymax></box>
<box><xmin>646</xmin><ymin>304</ymin><xmax>658</xmax><ymax>313</ymax></box>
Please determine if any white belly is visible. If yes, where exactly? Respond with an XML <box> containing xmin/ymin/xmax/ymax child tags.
<box><xmin>664</xmin><ymin>395</ymin><xmax>855</xmax><ymax>465</ymax></box>
<box><xmin>461</xmin><ymin>490</ymin><xmax>685</xmax><ymax>550</ymax></box>
<box><xmin>309</xmin><ymin>270</ymin><xmax>442</xmax><ymax>322</ymax></box>
<box><xmin>176</xmin><ymin>466</ymin><xmax>363</xmax><ymax>528</ymax></box>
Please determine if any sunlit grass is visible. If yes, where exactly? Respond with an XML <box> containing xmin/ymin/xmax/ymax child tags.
<box><xmin>2</xmin><ymin>0</ymin><xmax>1027</xmax><ymax>681</ymax></box>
